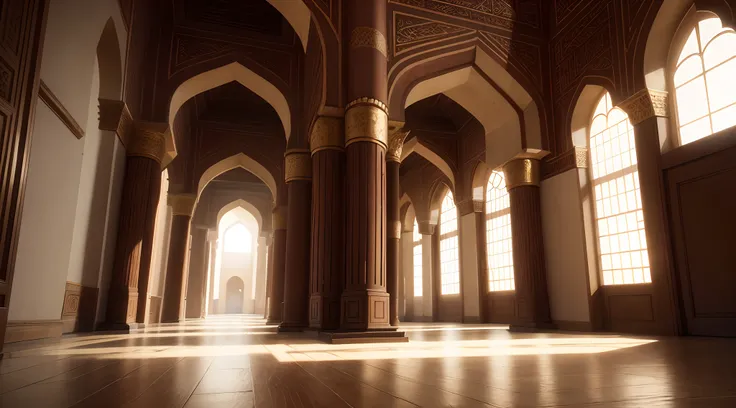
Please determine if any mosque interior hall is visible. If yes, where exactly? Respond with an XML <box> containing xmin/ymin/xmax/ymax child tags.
<box><xmin>0</xmin><ymin>0</ymin><xmax>734</xmax><ymax>407</ymax></box>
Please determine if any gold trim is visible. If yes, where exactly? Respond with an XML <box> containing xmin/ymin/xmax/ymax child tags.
<box><xmin>345</xmin><ymin>104</ymin><xmax>388</xmax><ymax>149</ymax></box>
<box><xmin>386</xmin><ymin>121</ymin><xmax>410</xmax><ymax>162</ymax></box>
<box><xmin>310</xmin><ymin>116</ymin><xmax>344</xmax><ymax>154</ymax></box>
<box><xmin>503</xmin><ymin>158</ymin><xmax>540</xmax><ymax>190</ymax></box>
<box><xmin>127</xmin><ymin>122</ymin><xmax>169</xmax><ymax>164</ymax></box>
<box><xmin>575</xmin><ymin>147</ymin><xmax>589</xmax><ymax>169</ymax></box>
<box><xmin>284</xmin><ymin>150</ymin><xmax>312</xmax><ymax>182</ymax></box>
<box><xmin>272</xmin><ymin>206</ymin><xmax>288</xmax><ymax>230</ymax></box>
<box><xmin>345</xmin><ymin>97</ymin><xmax>388</xmax><ymax>114</ymax></box>
<box><xmin>350</xmin><ymin>26</ymin><xmax>388</xmax><ymax>58</ymax></box>
<box><xmin>98</xmin><ymin>99</ymin><xmax>133</xmax><ymax>148</ymax></box>
<box><xmin>168</xmin><ymin>194</ymin><xmax>196</xmax><ymax>217</ymax></box>
<box><xmin>39</xmin><ymin>81</ymin><xmax>85</xmax><ymax>139</ymax></box>
<box><xmin>619</xmin><ymin>89</ymin><xmax>669</xmax><ymax>126</ymax></box>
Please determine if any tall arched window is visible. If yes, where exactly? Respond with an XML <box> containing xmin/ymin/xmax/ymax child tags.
<box><xmin>485</xmin><ymin>170</ymin><xmax>514</xmax><ymax>291</ymax></box>
<box><xmin>413</xmin><ymin>219</ymin><xmax>422</xmax><ymax>297</ymax></box>
<box><xmin>439</xmin><ymin>191</ymin><xmax>460</xmax><ymax>295</ymax></box>
<box><xmin>223</xmin><ymin>223</ymin><xmax>252</xmax><ymax>253</ymax></box>
<box><xmin>674</xmin><ymin>16</ymin><xmax>736</xmax><ymax>145</ymax></box>
<box><xmin>590</xmin><ymin>92</ymin><xmax>651</xmax><ymax>285</ymax></box>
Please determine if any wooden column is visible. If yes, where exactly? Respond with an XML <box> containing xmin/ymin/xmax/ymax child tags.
<box><xmin>161</xmin><ymin>194</ymin><xmax>195</xmax><ymax>323</ymax></box>
<box><xmin>185</xmin><ymin>227</ymin><xmax>208</xmax><ymax>319</ymax></box>
<box><xmin>309</xmin><ymin>117</ymin><xmax>345</xmax><ymax>330</ymax></box>
<box><xmin>504</xmin><ymin>159</ymin><xmax>553</xmax><ymax>330</ymax></box>
<box><xmin>279</xmin><ymin>150</ymin><xmax>312</xmax><ymax>331</ymax></box>
<box><xmin>386</xmin><ymin>125</ymin><xmax>410</xmax><ymax>327</ymax></box>
<box><xmin>341</xmin><ymin>0</ymin><xmax>392</xmax><ymax>331</ymax></box>
<box><xmin>266</xmin><ymin>206</ymin><xmax>287</xmax><ymax>324</ymax></box>
<box><xmin>104</xmin><ymin>123</ymin><xmax>168</xmax><ymax>330</ymax></box>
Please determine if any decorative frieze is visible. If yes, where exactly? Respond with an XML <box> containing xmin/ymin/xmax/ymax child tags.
<box><xmin>386</xmin><ymin>121</ymin><xmax>411</xmax><ymax>162</ymax></box>
<box><xmin>168</xmin><ymin>194</ymin><xmax>196</xmax><ymax>217</ymax></box>
<box><xmin>127</xmin><ymin>122</ymin><xmax>169</xmax><ymax>164</ymax></box>
<box><xmin>541</xmin><ymin>147</ymin><xmax>589</xmax><ymax>180</ymax></box>
<box><xmin>310</xmin><ymin>116</ymin><xmax>344</xmax><ymax>154</ymax></box>
<box><xmin>284</xmin><ymin>149</ymin><xmax>312</xmax><ymax>182</ymax></box>
<box><xmin>619</xmin><ymin>88</ymin><xmax>669</xmax><ymax>126</ymax></box>
<box><xmin>345</xmin><ymin>101</ymin><xmax>388</xmax><ymax>149</ymax></box>
<box><xmin>504</xmin><ymin>158</ymin><xmax>541</xmax><ymax>190</ymax></box>
<box><xmin>350</xmin><ymin>26</ymin><xmax>387</xmax><ymax>58</ymax></box>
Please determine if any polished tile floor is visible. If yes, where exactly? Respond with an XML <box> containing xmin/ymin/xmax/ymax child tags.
<box><xmin>0</xmin><ymin>315</ymin><xmax>734</xmax><ymax>407</ymax></box>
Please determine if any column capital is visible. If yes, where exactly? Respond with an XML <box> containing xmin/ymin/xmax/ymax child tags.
<box><xmin>206</xmin><ymin>229</ymin><xmax>218</xmax><ymax>242</ymax></box>
<box><xmin>345</xmin><ymin>98</ymin><xmax>388</xmax><ymax>149</ymax></box>
<box><xmin>503</xmin><ymin>158</ymin><xmax>541</xmax><ymax>190</ymax></box>
<box><xmin>99</xmin><ymin>99</ymin><xmax>134</xmax><ymax>148</ymax></box>
<box><xmin>386</xmin><ymin>121</ymin><xmax>410</xmax><ymax>162</ymax></box>
<box><xmin>99</xmin><ymin>99</ymin><xmax>173</xmax><ymax>165</ymax></box>
<box><xmin>456</xmin><ymin>199</ymin><xmax>484</xmax><ymax>216</ymax></box>
<box><xmin>128</xmin><ymin>122</ymin><xmax>170</xmax><ymax>164</ymax></box>
<box><xmin>272</xmin><ymin>205</ymin><xmax>288</xmax><ymax>230</ymax></box>
<box><xmin>168</xmin><ymin>193</ymin><xmax>196</xmax><ymax>217</ymax></box>
<box><xmin>284</xmin><ymin>149</ymin><xmax>312</xmax><ymax>183</ymax></box>
<box><xmin>619</xmin><ymin>88</ymin><xmax>669</xmax><ymax>126</ymax></box>
<box><xmin>310</xmin><ymin>116</ymin><xmax>344</xmax><ymax>154</ymax></box>
<box><xmin>417</xmin><ymin>220</ymin><xmax>436</xmax><ymax>236</ymax></box>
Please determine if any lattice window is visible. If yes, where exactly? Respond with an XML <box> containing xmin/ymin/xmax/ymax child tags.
<box><xmin>439</xmin><ymin>191</ymin><xmax>460</xmax><ymax>295</ymax></box>
<box><xmin>485</xmin><ymin>170</ymin><xmax>514</xmax><ymax>291</ymax></box>
<box><xmin>590</xmin><ymin>93</ymin><xmax>651</xmax><ymax>285</ymax></box>
<box><xmin>413</xmin><ymin>219</ymin><xmax>423</xmax><ymax>297</ymax></box>
<box><xmin>674</xmin><ymin>17</ymin><xmax>736</xmax><ymax>145</ymax></box>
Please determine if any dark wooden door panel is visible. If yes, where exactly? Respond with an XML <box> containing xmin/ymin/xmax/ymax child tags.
<box><xmin>667</xmin><ymin>142</ymin><xmax>736</xmax><ymax>337</ymax></box>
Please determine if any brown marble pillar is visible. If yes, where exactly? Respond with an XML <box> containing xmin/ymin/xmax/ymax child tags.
<box><xmin>279</xmin><ymin>150</ymin><xmax>312</xmax><ymax>331</ymax></box>
<box><xmin>185</xmin><ymin>227</ymin><xmax>208</xmax><ymax>319</ymax></box>
<box><xmin>340</xmin><ymin>0</ymin><xmax>393</xmax><ymax>331</ymax></box>
<box><xmin>503</xmin><ymin>159</ymin><xmax>553</xmax><ymax>330</ymax></box>
<box><xmin>161</xmin><ymin>194</ymin><xmax>196</xmax><ymax>323</ymax></box>
<box><xmin>266</xmin><ymin>206</ymin><xmax>288</xmax><ymax>324</ymax></box>
<box><xmin>105</xmin><ymin>123</ymin><xmax>168</xmax><ymax>330</ymax></box>
<box><xmin>308</xmin><ymin>117</ymin><xmax>345</xmax><ymax>330</ymax></box>
<box><xmin>386</xmin><ymin>125</ymin><xmax>410</xmax><ymax>327</ymax></box>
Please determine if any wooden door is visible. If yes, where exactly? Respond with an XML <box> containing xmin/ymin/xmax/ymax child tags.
<box><xmin>666</xmin><ymin>141</ymin><xmax>736</xmax><ymax>337</ymax></box>
<box><xmin>225</xmin><ymin>276</ymin><xmax>244</xmax><ymax>314</ymax></box>
<box><xmin>0</xmin><ymin>0</ymin><xmax>48</xmax><ymax>352</ymax></box>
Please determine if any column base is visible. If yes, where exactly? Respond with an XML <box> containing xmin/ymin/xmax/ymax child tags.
<box><xmin>309</xmin><ymin>294</ymin><xmax>341</xmax><ymax>330</ymax></box>
<box><xmin>509</xmin><ymin>321</ymin><xmax>557</xmax><ymax>333</ymax></box>
<box><xmin>97</xmin><ymin>322</ymin><xmax>144</xmax><ymax>333</ymax></box>
<box><xmin>317</xmin><ymin>329</ymin><xmax>408</xmax><ymax>344</ymax></box>
<box><xmin>340</xmin><ymin>290</ymin><xmax>391</xmax><ymax>331</ymax></box>
<box><xmin>266</xmin><ymin>318</ymin><xmax>282</xmax><ymax>325</ymax></box>
<box><xmin>277</xmin><ymin>323</ymin><xmax>306</xmax><ymax>333</ymax></box>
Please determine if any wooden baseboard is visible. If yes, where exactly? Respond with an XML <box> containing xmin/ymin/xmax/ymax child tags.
<box><xmin>5</xmin><ymin>320</ymin><xmax>63</xmax><ymax>343</ymax></box>
<box><xmin>463</xmin><ymin>316</ymin><xmax>482</xmax><ymax>324</ymax></box>
<box><xmin>554</xmin><ymin>320</ymin><xmax>594</xmax><ymax>332</ymax></box>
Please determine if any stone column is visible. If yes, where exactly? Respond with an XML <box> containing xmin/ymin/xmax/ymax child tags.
<box><xmin>266</xmin><ymin>206</ymin><xmax>287</xmax><ymax>324</ymax></box>
<box><xmin>185</xmin><ymin>227</ymin><xmax>208</xmax><ymax>319</ymax></box>
<box><xmin>205</xmin><ymin>229</ymin><xmax>217</xmax><ymax>316</ymax></box>
<box><xmin>254</xmin><ymin>233</ymin><xmax>270</xmax><ymax>315</ymax></box>
<box><xmin>386</xmin><ymin>124</ymin><xmax>410</xmax><ymax>327</ymax></box>
<box><xmin>279</xmin><ymin>150</ymin><xmax>312</xmax><ymax>331</ymax></box>
<box><xmin>264</xmin><ymin>233</ymin><xmax>274</xmax><ymax>319</ymax></box>
<box><xmin>503</xmin><ymin>158</ymin><xmax>552</xmax><ymax>330</ymax></box>
<box><xmin>341</xmin><ymin>0</ymin><xmax>392</xmax><ymax>331</ymax></box>
<box><xmin>104</xmin><ymin>122</ymin><xmax>168</xmax><ymax>330</ymax></box>
<box><xmin>308</xmin><ymin>117</ymin><xmax>345</xmax><ymax>330</ymax></box>
<box><xmin>161</xmin><ymin>194</ymin><xmax>196</xmax><ymax>323</ymax></box>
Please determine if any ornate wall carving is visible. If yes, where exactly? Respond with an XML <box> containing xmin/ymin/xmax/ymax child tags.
<box><xmin>390</xmin><ymin>0</ymin><xmax>541</xmax><ymax>31</ymax></box>
<box><xmin>350</xmin><ymin>27</ymin><xmax>388</xmax><ymax>58</ymax></box>
<box><xmin>393</xmin><ymin>12</ymin><xmax>474</xmax><ymax>55</ymax></box>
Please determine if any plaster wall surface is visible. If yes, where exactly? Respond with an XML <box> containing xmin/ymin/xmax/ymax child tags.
<box><xmin>421</xmin><ymin>235</ymin><xmax>434</xmax><ymax>319</ymax></box>
<box><xmin>460</xmin><ymin>213</ymin><xmax>480</xmax><ymax>320</ymax></box>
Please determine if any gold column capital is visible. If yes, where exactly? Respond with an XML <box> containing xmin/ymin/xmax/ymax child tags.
<box><xmin>619</xmin><ymin>88</ymin><xmax>669</xmax><ymax>126</ymax></box>
<box><xmin>349</xmin><ymin>26</ymin><xmax>387</xmax><ymax>58</ymax></box>
<box><xmin>168</xmin><ymin>194</ymin><xmax>196</xmax><ymax>217</ymax></box>
<box><xmin>310</xmin><ymin>116</ymin><xmax>344</xmax><ymax>154</ymax></box>
<box><xmin>345</xmin><ymin>98</ymin><xmax>388</xmax><ymax>149</ymax></box>
<box><xmin>284</xmin><ymin>149</ymin><xmax>312</xmax><ymax>183</ymax></box>
<box><xmin>272</xmin><ymin>205</ymin><xmax>288</xmax><ymax>230</ymax></box>
<box><xmin>128</xmin><ymin>121</ymin><xmax>169</xmax><ymax>164</ymax></box>
<box><xmin>503</xmin><ymin>158</ymin><xmax>541</xmax><ymax>190</ymax></box>
<box><xmin>386</xmin><ymin>121</ymin><xmax>410</xmax><ymax>162</ymax></box>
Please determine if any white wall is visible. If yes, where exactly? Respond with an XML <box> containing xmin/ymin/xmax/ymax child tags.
<box><xmin>459</xmin><ymin>213</ymin><xmax>480</xmax><ymax>321</ymax></box>
<box><xmin>217</xmin><ymin>252</ymin><xmax>254</xmax><ymax>314</ymax></box>
<box><xmin>540</xmin><ymin>170</ymin><xmax>591</xmax><ymax>323</ymax></box>
<box><xmin>400</xmin><ymin>231</ymin><xmax>413</xmax><ymax>319</ymax></box>
<box><xmin>420</xmin><ymin>235</ymin><xmax>434</xmax><ymax>319</ymax></box>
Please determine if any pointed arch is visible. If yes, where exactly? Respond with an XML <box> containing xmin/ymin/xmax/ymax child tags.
<box><xmin>198</xmin><ymin>153</ymin><xmax>278</xmax><ymax>202</ymax></box>
<box><xmin>96</xmin><ymin>18</ymin><xmax>122</xmax><ymax>100</ymax></box>
<box><xmin>169</xmin><ymin>62</ymin><xmax>292</xmax><ymax>141</ymax></box>
<box><xmin>265</xmin><ymin>0</ymin><xmax>311</xmax><ymax>51</ymax></box>
<box><xmin>570</xmin><ymin>83</ymin><xmax>611</xmax><ymax>148</ymax></box>
<box><xmin>401</xmin><ymin>138</ymin><xmax>456</xmax><ymax>188</ymax></box>
<box><xmin>216</xmin><ymin>199</ymin><xmax>264</xmax><ymax>234</ymax></box>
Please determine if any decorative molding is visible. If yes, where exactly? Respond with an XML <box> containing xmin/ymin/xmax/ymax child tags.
<box><xmin>99</xmin><ymin>99</ymin><xmax>133</xmax><ymax>148</ymax></box>
<box><xmin>127</xmin><ymin>122</ymin><xmax>169</xmax><ymax>164</ymax></box>
<box><xmin>541</xmin><ymin>147</ymin><xmax>589</xmax><ymax>179</ymax></box>
<box><xmin>456</xmin><ymin>199</ymin><xmax>484</xmax><ymax>216</ymax></box>
<box><xmin>284</xmin><ymin>149</ymin><xmax>312</xmax><ymax>182</ymax></box>
<box><xmin>386</xmin><ymin>121</ymin><xmax>410</xmax><ymax>162</ymax></box>
<box><xmin>619</xmin><ymin>88</ymin><xmax>669</xmax><ymax>126</ymax></box>
<box><xmin>503</xmin><ymin>158</ymin><xmax>540</xmax><ymax>190</ymax></box>
<box><xmin>345</xmin><ymin>97</ymin><xmax>388</xmax><ymax>114</ymax></box>
<box><xmin>350</xmin><ymin>26</ymin><xmax>388</xmax><ymax>58</ymax></box>
<box><xmin>39</xmin><ymin>80</ymin><xmax>84</xmax><ymax>139</ymax></box>
<box><xmin>345</xmin><ymin>104</ymin><xmax>388</xmax><ymax>149</ymax></box>
<box><xmin>168</xmin><ymin>194</ymin><xmax>197</xmax><ymax>217</ymax></box>
<box><xmin>417</xmin><ymin>220</ymin><xmax>436</xmax><ymax>235</ymax></box>
<box><xmin>310</xmin><ymin>116</ymin><xmax>344</xmax><ymax>154</ymax></box>
<box><xmin>5</xmin><ymin>320</ymin><xmax>63</xmax><ymax>343</ymax></box>
<box><xmin>393</xmin><ymin>12</ymin><xmax>474</xmax><ymax>55</ymax></box>
<box><xmin>272</xmin><ymin>205</ymin><xmax>288</xmax><ymax>230</ymax></box>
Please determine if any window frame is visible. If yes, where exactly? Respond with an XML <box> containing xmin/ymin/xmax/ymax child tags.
<box><xmin>485</xmin><ymin>169</ymin><xmax>515</xmax><ymax>293</ymax></box>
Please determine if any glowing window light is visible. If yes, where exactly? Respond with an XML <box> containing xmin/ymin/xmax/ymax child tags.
<box><xmin>674</xmin><ymin>17</ymin><xmax>736</xmax><ymax>145</ymax></box>
<box><xmin>439</xmin><ymin>191</ymin><xmax>460</xmax><ymax>295</ymax></box>
<box><xmin>413</xmin><ymin>219</ymin><xmax>423</xmax><ymax>297</ymax></box>
<box><xmin>485</xmin><ymin>170</ymin><xmax>514</xmax><ymax>292</ymax></box>
<box><xmin>590</xmin><ymin>93</ymin><xmax>651</xmax><ymax>285</ymax></box>
<box><xmin>223</xmin><ymin>223</ymin><xmax>252</xmax><ymax>253</ymax></box>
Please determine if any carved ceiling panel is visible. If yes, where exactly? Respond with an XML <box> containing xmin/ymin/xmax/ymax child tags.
<box><xmin>390</xmin><ymin>0</ymin><xmax>542</xmax><ymax>32</ymax></box>
<box><xmin>394</xmin><ymin>12</ymin><xmax>475</xmax><ymax>55</ymax></box>
<box><xmin>179</xmin><ymin>0</ymin><xmax>284</xmax><ymax>36</ymax></box>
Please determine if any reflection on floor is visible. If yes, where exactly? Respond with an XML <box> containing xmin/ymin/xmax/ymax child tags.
<box><xmin>0</xmin><ymin>315</ymin><xmax>735</xmax><ymax>407</ymax></box>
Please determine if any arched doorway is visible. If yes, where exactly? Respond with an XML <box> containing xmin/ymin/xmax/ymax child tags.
<box><xmin>225</xmin><ymin>277</ymin><xmax>245</xmax><ymax>314</ymax></box>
